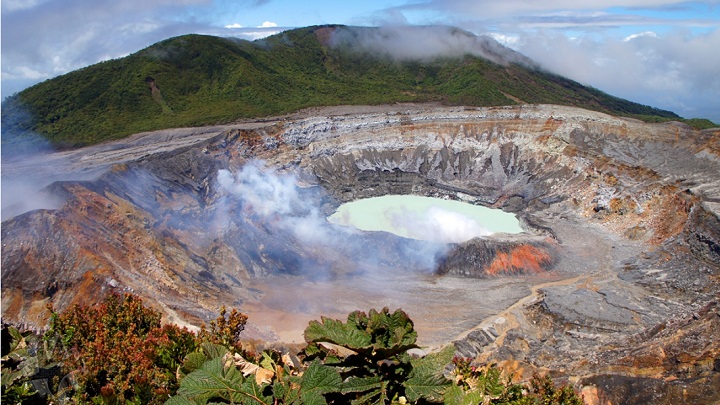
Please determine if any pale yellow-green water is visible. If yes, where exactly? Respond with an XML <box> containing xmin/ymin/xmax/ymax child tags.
<box><xmin>328</xmin><ymin>195</ymin><xmax>522</xmax><ymax>243</ymax></box>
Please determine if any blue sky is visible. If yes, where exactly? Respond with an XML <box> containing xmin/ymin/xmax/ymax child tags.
<box><xmin>2</xmin><ymin>0</ymin><xmax>719</xmax><ymax>122</ymax></box>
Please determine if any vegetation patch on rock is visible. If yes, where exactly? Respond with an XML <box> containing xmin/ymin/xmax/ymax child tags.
<box><xmin>1</xmin><ymin>293</ymin><xmax>582</xmax><ymax>404</ymax></box>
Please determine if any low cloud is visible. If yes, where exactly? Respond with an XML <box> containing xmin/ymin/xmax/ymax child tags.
<box><xmin>513</xmin><ymin>28</ymin><xmax>720</xmax><ymax>121</ymax></box>
<box><xmin>329</xmin><ymin>25</ymin><xmax>533</xmax><ymax>66</ymax></box>
<box><xmin>0</xmin><ymin>0</ymin><xmax>277</xmax><ymax>100</ymax></box>
<box><xmin>623</xmin><ymin>30</ymin><xmax>658</xmax><ymax>41</ymax></box>
<box><xmin>394</xmin><ymin>0</ymin><xmax>716</xmax><ymax>20</ymax></box>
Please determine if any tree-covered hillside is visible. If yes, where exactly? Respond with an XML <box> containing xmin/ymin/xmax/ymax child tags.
<box><xmin>1</xmin><ymin>25</ymin><xmax>701</xmax><ymax>150</ymax></box>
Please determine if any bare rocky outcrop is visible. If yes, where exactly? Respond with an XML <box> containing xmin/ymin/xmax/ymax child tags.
<box><xmin>2</xmin><ymin>104</ymin><xmax>719</xmax><ymax>403</ymax></box>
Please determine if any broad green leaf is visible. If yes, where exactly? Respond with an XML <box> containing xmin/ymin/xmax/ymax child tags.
<box><xmin>300</xmin><ymin>359</ymin><xmax>342</xmax><ymax>395</ymax></box>
<box><xmin>19</xmin><ymin>356</ymin><xmax>39</xmax><ymax>378</ymax></box>
<box><xmin>273</xmin><ymin>378</ymin><xmax>301</xmax><ymax>404</ymax></box>
<box><xmin>1</xmin><ymin>369</ymin><xmax>24</xmax><ymax>386</ymax></box>
<box><xmin>302</xmin><ymin>342</ymin><xmax>321</xmax><ymax>358</ymax></box>
<box><xmin>443</xmin><ymin>384</ymin><xmax>485</xmax><ymax>405</ymax></box>
<box><xmin>236</xmin><ymin>377</ymin><xmax>273</xmax><ymax>404</ymax></box>
<box><xmin>8</xmin><ymin>326</ymin><xmax>24</xmax><ymax>350</ymax></box>
<box><xmin>404</xmin><ymin>345</ymin><xmax>455</xmax><ymax>403</ymax></box>
<box><xmin>200</xmin><ymin>342</ymin><xmax>228</xmax><ymax>360</ymax></box>
<box><xmin>349</xmin><ymin>389</ymin><xmax>380</xmax><ymax>405</ymax></box>
<box><xmin>348</xmin><ymin>380</ymin><xmax>389</xmax><ymax>405</ymax></box>
<box><xmin>362</xmin><ymin>308</ymin><xmax>418</xmax><ymax>351</ymax></box>
<box><xmin>165</xmin><ymin>395</ymin><xmax>197</xmax><ymax>405</ymax></box>
<box><xmin>181</xmin><ymin>352</ymin><xmax>210</xmax><ymax>376</ymax></box>
<box><xmin>304</xmin><ymin>317</ymin><xmax>372</xmax><ymax>349</ymax></box>
<box><xmin>175</xmin><ymin>357</ymin><xmax>272</xmax><ymax>405</ymax></box>
<box><xmin>346</xmin><ymin>310</ymin><xmax>368</xmax><ymax>330</ymax></box>
<box><xmin>177</xmin><ymin>358</ymin><xmax>242</xmax><ymax>404</ymax></box>
<box><xmin>299</xmin><ymin>390</ymin><xmax>327</xmax><ymax>405</ymax></box>
<box><xmin>259</xmin><ymin>351</ymin><xmax>276</xmax><ymax>371</ymax></box>
<box><xmin>340</xmin><ymin>376</ymin><xmax>383</xmax><ymax>394</ymax></box>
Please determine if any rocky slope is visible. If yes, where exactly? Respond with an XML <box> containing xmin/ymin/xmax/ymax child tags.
<box><xmin>2</xmin><ymin>103</ymin><xmax>719</xmax><ymax>403</ymax></box>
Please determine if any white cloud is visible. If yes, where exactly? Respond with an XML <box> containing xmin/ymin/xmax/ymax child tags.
<box><xmin>487</xmin><ymin>32</ymin><xmax>519</xmax><ymax>47</ymax></box>
<box><xmin>329</xmin><ymin>26</ymin><xmax>531</xmax><ymax>66</ymax></box>
<box><xmin>623</xmin><ymin>30</ymin><xmax>658</xmax><ymax>41</ymax></box>
<box><xmin>1</xmin><ymin>0</ymin><xmax>49</xmax><ymax>12</ymax></box>
<box><xmin>2</xmin><ymin>0</ymin><xmax>718</xmax><ymax>123</ymax></box>
<box><xmin>411</xmin><ymin>0</ymin><xmax>716</xmax><ymax>18</ymax></box>
<box><xmin>2</xmin><ymin>66</ymin><xmax>47</xmax><ymax>80</ymax></box>
<box><xmin>513</xmin><ymin>28</ymin><xmax>720</xmax><ymax>121</ymax></box>
<box><xmin>227</xmin><ymin>28</ymin><xmax>283</xmax><ymax>40</ymax></box>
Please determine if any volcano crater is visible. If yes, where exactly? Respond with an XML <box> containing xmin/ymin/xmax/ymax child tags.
<box><xmin>2</xmin><ymin>104</ymin><xmax>719</xmax><ymax>402</ymax></box>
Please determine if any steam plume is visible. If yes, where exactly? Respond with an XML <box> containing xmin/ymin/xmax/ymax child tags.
<box><xmin>389</xmin><ymin>206</ymin><xmax>492</xmax><ymax>243</ymax></box>
<box><xmin>216</xmin><ymin>161</ymin><xmax>448</xmax><ymax>276</ymax></box>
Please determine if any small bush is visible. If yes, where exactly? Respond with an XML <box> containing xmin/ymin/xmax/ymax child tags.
<box><xmin>47</xmin><ymin>293</ymin><xmax>197</xmax><ymax>403</ymax></box>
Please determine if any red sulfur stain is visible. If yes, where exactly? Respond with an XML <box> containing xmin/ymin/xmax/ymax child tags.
<box><xmin>486</xmin><ymin>245</ymin><xmax>552</xmax><ymax>275</ymax></box>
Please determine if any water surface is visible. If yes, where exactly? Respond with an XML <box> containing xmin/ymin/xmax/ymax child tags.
<box><xmin>328</xmin><ymin>195</ymin><xmax>522</xmax><ymax>243</ymax></box>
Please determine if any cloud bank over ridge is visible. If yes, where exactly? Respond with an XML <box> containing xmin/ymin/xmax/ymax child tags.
<box><xmin>2</xmin><ymin>0</ymin><xmax>718</xmax><ymax>121</ymax></box>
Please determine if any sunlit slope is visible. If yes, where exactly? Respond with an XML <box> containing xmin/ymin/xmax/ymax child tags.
<box><xmin>2</xmin><ymin>25</ymin><xmax>698</xmax><ymax>149</ymax></box>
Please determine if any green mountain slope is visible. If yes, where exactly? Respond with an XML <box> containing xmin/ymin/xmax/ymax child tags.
<box><xmin>1</xmin><ymin>25</ymin><xmax>699</xmax><ymax>150</ymax></box>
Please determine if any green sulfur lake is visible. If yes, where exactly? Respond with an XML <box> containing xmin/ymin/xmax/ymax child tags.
<box><xmin>327</xmin><ymin>195</ymin><xmax>523</xmax><ymax>243</ymax></box>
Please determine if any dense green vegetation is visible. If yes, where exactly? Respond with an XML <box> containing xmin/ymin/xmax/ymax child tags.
<box><xmin>1</xmin><ymin>293</ymin><xmax>583</xmax><ymax>404</ymax></box>
<box><xmin>2</xmin><ymin>25</ymin><xmax>701</xmax><ymax>150</ymax></box>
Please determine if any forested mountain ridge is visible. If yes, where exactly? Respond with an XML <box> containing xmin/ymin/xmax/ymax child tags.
<box><xmin>3</xmin><ymin>25</ymin><xmax>702</xmax><ymax>150</ymax></box>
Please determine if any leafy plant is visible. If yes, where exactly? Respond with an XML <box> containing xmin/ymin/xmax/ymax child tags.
<box><xmin>170</xmin><ymin>341</ymin><xmax>340</xmax><ymax>404</ymax></box>
<box><xmin>2</xmin><ymin>326</ymin><xmax>39</xmax><ymax>403</ymax></box>
<box><xmin>300</xmin><ymin>307</ymin><xmax>452</xmax><ymax>404</ymax></box>
<box><xmin>168</xmin><ymin>344</ymin><xmax>274</xmax><ymax>405</ymax></box>
<box><xmin>166</xmin><ymin>306</ymin><xmax>584</xmax><ymax>405</ymax></box>
<box><xmin>47</xmin><ymin>293</ymin><xmax>197</xmax><ymax>403</ymax></box>
<box><xmin>447</xmin><ymin>356</ymin><xmax>584</xmax><ymax>405</ymax></box>
<box><xmin>446</xmin><ymin>356</ymin><xmax>526</xmax><ymax>404</ymax></box>
<box><xmin>8</xmin><ymin>295</ymin><xmax>582</xmax><ymax>404</ymax></box>
<box><xmin>526</xmin><ymin>372</ymin><xmax>584</xmax><ymax>405</ymax></box>
<box><xmin>168</xmin><ymin>308</ymin><xmax>454</xmax><ymax>405</ymax></box>
<box><xmin>1</xmin><ymin>325</ymin><xmax>64</xmax><ymax>403</ymax></box>
<box><xmin>197</xmin><ymin>306</ymin><xmax>248</xmax><ymax>351</ymax></box>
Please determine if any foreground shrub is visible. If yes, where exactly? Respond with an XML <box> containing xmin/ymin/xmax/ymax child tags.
<box><xmin>47</xmin><ymin>293</ymin><xmax>197</xmax><ymax>403</ymax></box>
<box><xmin>168</xmin><ymin>307</ymin><xmax>584</xmax><ymax>404</ymax></box>
<box><xmin>4</xmin><ymin>294</ymin><xmax>582</xmax><ymax>404</ymax></box>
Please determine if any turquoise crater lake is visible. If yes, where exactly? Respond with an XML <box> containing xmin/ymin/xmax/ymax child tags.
<box><xmin>328</xmin><ymin>195</ymin><xmax>523</xmax><ymax>243</ymax></box>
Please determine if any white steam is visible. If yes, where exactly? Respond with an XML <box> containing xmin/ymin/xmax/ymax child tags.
<box><xmin>216</xmin><ymin>161</ymin><xmax>448</xmax><ymax>275</ymax></box>
<box><xmin>217</xmin><ymin>163</ymin><xmax>332</xmax><ymax>244</ymax></box>
<box><xmin>388</xmin><ymin>206</ymin><xmax>492</xmax><ymax>244</ymax></box>
<box><xmin>1</xmin><ymin>178</ymin><xmax>66</xmax><ymax>221</ymax></box>
<box><xmin>1</xmin><ymin>131</ymin><xmax>76</xmax><ymax>221</ymax></box>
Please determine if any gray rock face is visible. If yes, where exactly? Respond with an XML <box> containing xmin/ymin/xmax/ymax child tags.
<box><xmin>2</xmin><ymin>104</ymin><xmax>719</xmax><ymax>403</ymax></box>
